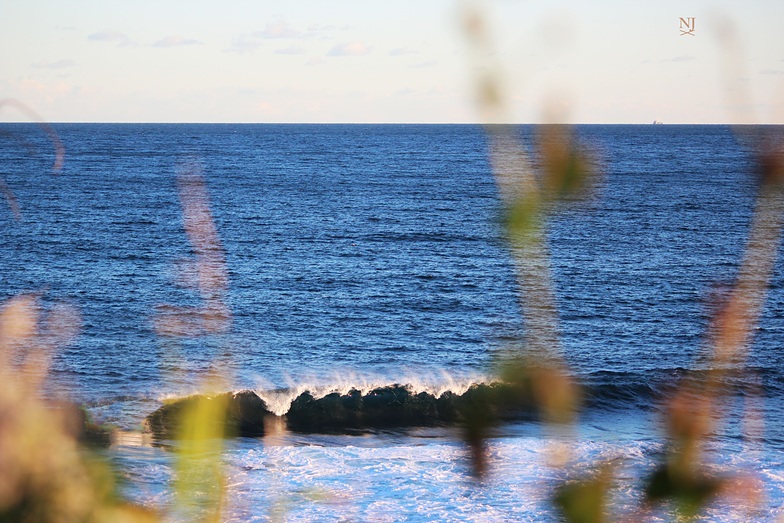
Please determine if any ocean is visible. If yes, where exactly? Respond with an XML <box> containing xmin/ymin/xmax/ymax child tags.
<box><xmin>1</xmin><ymin>123</ymin><xmax>783</xmax><ymax>521</ymax></box>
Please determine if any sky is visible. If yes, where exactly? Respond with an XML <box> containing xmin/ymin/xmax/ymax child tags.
<box><xmin>0</xmin><ymin>1</ymin><xmax>782</xmax><ymax>124</ymax></box>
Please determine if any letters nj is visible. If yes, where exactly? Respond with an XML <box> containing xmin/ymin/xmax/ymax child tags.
<box><xmin>680</xmin><ymin>17</ymin><xmax>695</xmax><ymax>36</ymax></box>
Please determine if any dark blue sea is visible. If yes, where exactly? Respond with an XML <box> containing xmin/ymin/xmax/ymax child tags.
<box><xmin>2</xmin><ymin>123</ymin><xmax>784</xmax><ymax>521</ymax></box>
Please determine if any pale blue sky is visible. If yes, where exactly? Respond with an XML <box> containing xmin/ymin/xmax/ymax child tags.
<box><xmin>1</xmin><ymin>1</ymin><xmax>782</xmax><ymax>123</ymax></box>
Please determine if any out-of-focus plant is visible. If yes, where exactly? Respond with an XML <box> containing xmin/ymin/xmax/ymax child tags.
<box><xmin>461</xmin><ymin>2</ymin><xmax>782</xmax><ymax>522</ymax></box>
<box><xmin>641</xmin><ymin>139</ymin><xmax>783</xmax><ymax>520</ymax></box>
<box><xmin>460</xmin><ymin>1</ymin><xmax>594</xmax><ymax>481</ymax></box>
<box><xmin>0</xmin><ymin>295</ymin><xmax>159</xmax><ymax>523</ymax></box>
<box><xmin>553</xmin><ymin>461</ymin><xmax>616</xmax><ymax>523</ymax></box>
<box><xmin>153</xmin><ymin>161</ymin><xmax>234</xmax><ymax>522</ymax></box>
<box><xmin>0</xmin><ymin>110</ymin><xmax>248</xmax><ymax>520</ymax></box>
<box><xmin>0</xmin><ymin>117</ymin><xmax>159</xmax><ymax>522</ymax></box>
<box><xmin>0</xmin><ymin>99</ymin><xmax>64</xmax><ymax>220</ymax></box>
<box><xmin>170</xmin><ymin>383</ymin><xmax>229</xmax><ymax>523</ymax></box>
<box><xmin>155</xmin><ymin>162</ymin><xmax>231</xmax><ymax>339</ymax></box>
<box><xmin>639</xmin><ymin>18</ymin><xmax>784</xmax><ymax>522</ymax></box>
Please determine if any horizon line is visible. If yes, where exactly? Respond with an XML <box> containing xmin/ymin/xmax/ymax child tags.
<box><xmin>1</xmin><ymin>121</ymin><xmax>780</xmax><ymax>126</ymax></box>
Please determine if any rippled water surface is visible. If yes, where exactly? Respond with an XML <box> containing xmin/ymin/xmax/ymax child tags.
<box><xmin>2</xmin><ymin>123</ymin><xmax>784</xmax><ymax>520</ymax></box>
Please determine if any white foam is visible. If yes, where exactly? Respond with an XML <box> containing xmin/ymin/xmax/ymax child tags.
<box><xmin>252</xmin><ymin>368</ymin><xmax>489</xmax><ymax>416</ymax></box>
<box><xmin>115</xmin><ymin>428</ymin><xmax>784</xmax><ymax>522</ymax></box>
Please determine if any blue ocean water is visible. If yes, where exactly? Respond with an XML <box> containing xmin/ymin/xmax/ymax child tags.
<box><xmin>2</xmin><ymin>123</ymin><xmax>784</xmax><ymax>520</ymax></box>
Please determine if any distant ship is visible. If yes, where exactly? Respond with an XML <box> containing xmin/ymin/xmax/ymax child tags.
<box><xmin>652</xmin><ymin>120</ymin><xmax>663</xmax><ymax>125</ymax></box>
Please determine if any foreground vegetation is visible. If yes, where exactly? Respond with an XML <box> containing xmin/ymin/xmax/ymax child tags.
<box><xmin>2</xmin><ymin>6</ymin><xmax>783</xmax><ymax>521</ymax></box>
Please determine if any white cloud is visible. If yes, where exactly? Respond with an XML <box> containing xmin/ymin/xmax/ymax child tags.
<box><xmin>275</xmin><ymin>45</ymin><xmax>306</xmax><ymax>55</ymax></box>
<box><xmin>307</xmin><ymin>23</ymin><xmax>350</xmax><ymax>33</ymax></box>
<box><xmin>224</xmin><ymin>21</ymin><xmax>301</xmax><ymax>55</ymax></box>
<box><xmin>327</xmin><ymin>42</ymin><xmax>371</xmax><ymax>57</ymax></box>
<box><xmin>256</xmin><ymin>21</ymin><xmax>300</xmax><ymax>39</ymax></box>
<box><xmin>308</xmin><ymin>23</ymin><xmax>335</xmax><ymax>32</ymax></box>
<box><xmin>223</xmin><ymin>35</ymin><xmax>263</xmax><ymax>55</ymax></box>
<box><xmin>152</xmin><ymin>35</ymin><xmax>202</xmax><ymax>48</ymax></box>
<box><xmin>32</xmin><ymin>59</ymin><xmax>77</xmax><ymax>69</ymax></box>
<box><xmin>665</xmin><ymin>55</ymin><xmax>696</xmax><ymax>63</ymax></box>
<box><xmin>87</xmin><ymin>30</ymin><xmax>136</xmax><ymax>47</ymax></box>
<box><xmin>389</xmin><ymin>47</ymin><xmax>417</xmax><ymax>57</ymax></box>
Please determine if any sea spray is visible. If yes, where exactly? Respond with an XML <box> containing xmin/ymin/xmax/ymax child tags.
<box><xmin>253</xmin><ymin>369</ymin><xmax>487</xmax><ymax>417</ymax></box>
